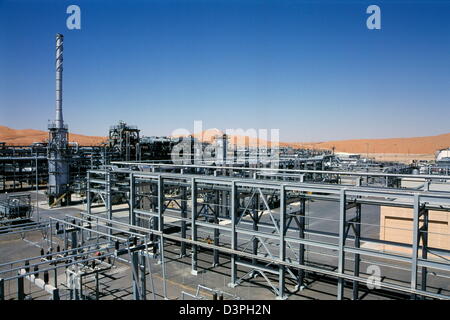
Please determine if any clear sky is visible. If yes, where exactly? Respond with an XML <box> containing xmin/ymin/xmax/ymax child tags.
<box><xmin>0</xmin><ymin>0</ymin><xmax>449</xmax><ymax>142</ymax></box>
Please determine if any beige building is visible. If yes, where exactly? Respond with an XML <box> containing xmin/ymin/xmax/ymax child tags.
<box><xmin>379</xmin><ymin>178</ymin><xmax>450</xmax><ymax>256</ymax></box>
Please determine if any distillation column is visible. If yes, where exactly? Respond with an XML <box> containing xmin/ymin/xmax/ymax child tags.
<box><xmin>47</xmin><ymin>33</ymin><xmax>70</xmax><ymax>206</ymax></box>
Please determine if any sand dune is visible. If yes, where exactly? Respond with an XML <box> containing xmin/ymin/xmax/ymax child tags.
<box><xmin>284</xmin><ymin>133</ymin><xmax>450</xmax><ymax>155</ymax></box>
<box><xmin>0</xmin><ymin>126</ymin><xmax>107</xmax><ymax>146</ymax></box>
<box><xmin>1</xmin><ymin>125</ymin><xmax>449</xmax><ymax>156</ymax></box>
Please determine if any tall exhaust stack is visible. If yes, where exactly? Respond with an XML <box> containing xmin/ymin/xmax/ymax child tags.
<box><xmin>55</xmin><ymin>33</ymin><xmax>64</xmax><ymax>128</ymax></box>
<box><xmin>47</xmin><ymin>33</ymin><xmax>70</xmax><ymax>207</ymax></box>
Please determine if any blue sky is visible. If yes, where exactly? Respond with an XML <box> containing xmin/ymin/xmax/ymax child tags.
<box><xmin>0</xmin><ymin>0</ymin><xmax>449</xmax><ymax>142</ymax></box>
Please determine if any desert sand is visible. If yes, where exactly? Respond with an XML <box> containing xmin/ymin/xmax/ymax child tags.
<box><xmin>284</xmin><ymin>133</ymin><xmax>450</xmax><ymax>155</ymax></box>
<box><xmin>0</xmin><ymin>126</ymin><xmax>106</xmax><ymax>146</ymax></box>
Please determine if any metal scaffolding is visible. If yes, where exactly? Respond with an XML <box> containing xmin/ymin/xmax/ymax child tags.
<box><xmin>84</xmin><ymin>164</ymin><xmax>450</xmax><ymax>300</ymax></box>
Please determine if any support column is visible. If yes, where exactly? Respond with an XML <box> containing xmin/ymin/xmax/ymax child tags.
<box><xmin>86</xmin><ymin>171</ymin><xmax>91</xmax><ymax>216</ymax></box>
<box><xmin>130</xmin><ymin>174</ymin><xmax>135</xmax><ymax>226</ymax></box>
<box><xmin>17</xmin><ymin>276</ymin><xmax>24</xmax><ymax>300</ymax></box>
<box><xmin>191</xmin><ymin>178</ymin><xmax>198</xmax><ymax>275</ymax></box>
<box><xmin>107</xmin><ymin>171</ymin><xmax>112</xmax><ymax>240</ymax></box>
<box><xmin>213</xmin><ymin>190</ymin><xmax>220</xmax><ymax>267</ymax></box>
<box><xmin>420</xmin><ymin>209</ymin><xmax>429</xmax><ymax>297</ymax></box>
<box><xmin>54</xmin><ymin>266</ymin><xmax>58</xmax><ymax>289</ymax></box>
<box><xmin>222</xmin><ymin>190</ymin><xmax>229</xmax><ymax>218</ymax></box>
<box><xmin>411</xmin><ymin>194</ymin><xmax>420</xmax><ymax>299</ymax></box>
<box><xmin>252</xmin><ymin>193</ymin><xmax>259</xmax><ymax>268</ymax></box>
<box><xmin>158</xmin><ymin>177</ymin><xmax>168</xmax><ymax>299</ymax></box>
<box><xmin>0</xmin><ymin>278</ymin><xmax>4</xmax><ymax>300</ymax></box>
<box><xmin>228</xmin><ymin>181</ymin><xmax>238</xmax><ymax>287</ymax></box>
<box><xmin>278</xmin><ymin>185</ymin><xmax>286</xmax><ymax>300</ymax></box>
<box><xmin>297</xmin><ymin>197</ymin><xmax>306</xmax><ymax>289</ymax></box>
<box><xmin>132</xmin><ymin>251</ymin><xmax>140</xmax><ymax>300</ymax></box>
<box><xmin>140</xmin><ymin>252</ymin><xmax>147</xmax><ymax>300</ymax></box>
<box><xmin>180</xmin><ymin>186</ymin><xmax>187</xmax><ymax>257</ymax></box>
<box><xmin>150</xmin><ymin>183</ymin><xmax>158</xmax><ymax>237</ymax></box>
<box><xmin>352</xmin><ymin>203</ymin><xmax>361</xmax><ymax>300</ymax></box>
<box><xmin>52</xmin><ymin>288</ymin><xmax>60</xmax><ymax>300</ymax></box>
<box><xmin>95</xmin><ymin>272</ymin><xmax>99</xmax><ymax>300</ymax></box>
<box><xmin>337</xmin><ymin>189</ymin><xmax>347</xmax><ymax>300</ymax></box>
<box><xmin>157</xmin><ymin>176</ymin><xmax>165</xmax><ymax>264</ymax></box>
<box><xmin>71</xmin><ymin>231</ymin><xmax>78</xmax><ymax>255</ymax></box>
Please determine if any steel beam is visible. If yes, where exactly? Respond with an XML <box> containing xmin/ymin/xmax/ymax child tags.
<box><xmin>278</xmin><ymin>185</ymin><xmax>287</xmax><ymax>299</ymax></box>
<box><xmin>191</xmin><ymin>178</ymin><xmax>198</xmax><ymax>275</ymax></box>
<box><xmin>411</xmin><ymin>193</ymin><xmax>420</xmax><ymax>299</ymax></box>
<box><xmin>229</xmin><ymin>181</ymin><xmax>238</xmax><ymax>287</ymax></box>
<box><xmin>337</xmin><ymin>189</ymin><xmax>347</xmax><ymax>300</ymax></box>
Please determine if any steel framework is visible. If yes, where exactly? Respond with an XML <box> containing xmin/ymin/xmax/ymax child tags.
<box><xmin>84</xmin><ymin>164</ymin><xmax>450</xmax><ymax>300</ymax></box>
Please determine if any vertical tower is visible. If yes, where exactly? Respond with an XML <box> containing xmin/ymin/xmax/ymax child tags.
<box><xmin>47</xmin><ymin>33</ymin><xmax>71</xmax><ymax>206</ymax></box>
<box><xmin>216</xmin><ymin>134</ymin><xmax>228</xmax><ymax>165</ymax></box>
<box><xmin>108</xmin><ymin>121</ymin><xmax>140</xmax><ymax>161</ymax></box>
<box><xmin>55</xmin><ymin>33</ymin><xmax>64</xmax><ymax>129</ymax></box>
